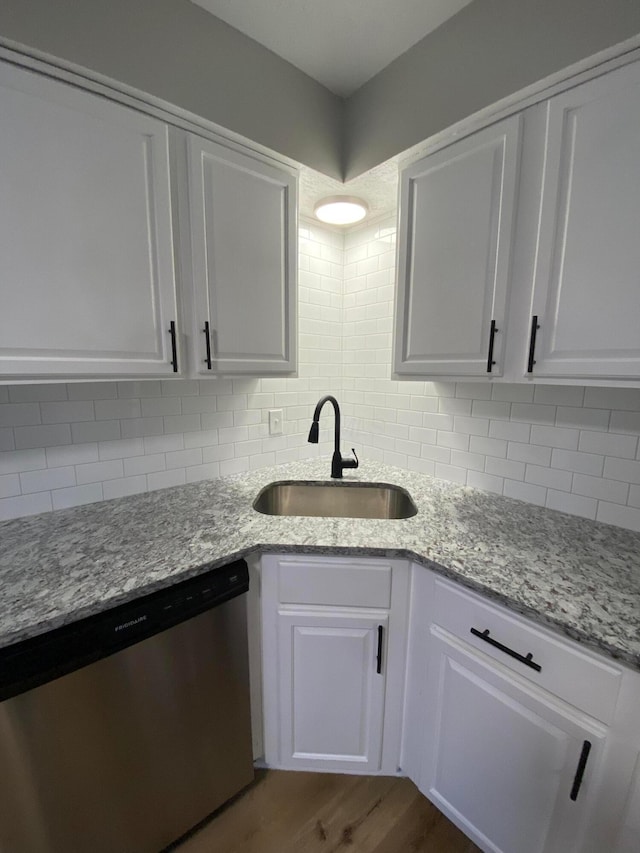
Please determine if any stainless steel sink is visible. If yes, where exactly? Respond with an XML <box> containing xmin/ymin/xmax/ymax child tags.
<box><xmin>253</xmin><ymin>480</ymin><xmax>418</xmax><ymax>519</ymax></box>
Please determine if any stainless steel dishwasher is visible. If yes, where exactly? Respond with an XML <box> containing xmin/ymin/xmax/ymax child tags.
<box><xmin>0</xmin><ymin>559</ymin><xmax>254</xmax><ymax>853</ymax></box>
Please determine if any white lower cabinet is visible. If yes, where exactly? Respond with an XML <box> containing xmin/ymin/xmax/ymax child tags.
<box><xmin>276</xmin><ymin>610</ymin><xmax>387</xmax><ymax>772</ymax></box>
<box><xmin>260</xmin><ymin>554</ymin><xmax>410</xmax><ymax>774</ymax></box>
<box><xmin>422</xmin><ymin>626</ymin><xmax>605</xmax><ymax>853</ymax></box>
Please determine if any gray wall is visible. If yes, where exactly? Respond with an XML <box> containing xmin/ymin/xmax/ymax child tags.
<box><xmin>0</xmin><ymin>0</ymin><xmax>344</xmax><ymax>179</ymax></box>
<box><xmin>344</xmin><ymin>0</ymin><xmax>640</xmax><ymax>179</ymax></box>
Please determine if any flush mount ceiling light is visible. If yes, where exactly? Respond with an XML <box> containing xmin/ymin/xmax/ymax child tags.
<box><xmin>313</xmin><ymin>195</ymin><xmax>369</xmax><ymax>225</ymax></box>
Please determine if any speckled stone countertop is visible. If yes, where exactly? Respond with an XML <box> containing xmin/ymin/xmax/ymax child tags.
<box><xmin>1</xmin><ymin>460</ymin><xmax>639</xmax><ymax>668</ymax></box>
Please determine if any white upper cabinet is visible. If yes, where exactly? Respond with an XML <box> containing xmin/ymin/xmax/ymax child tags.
<box><xmin>0</xmin><ymin>61</ymin><xmax>180</xmax><ymax>379</ymax></box>
<box><xmin>187</xmin><ymin>135</ymin><xmax>297</xmax><ymax>375</ymax></box>
<box><xmin>394</xmin><ymin>115</ymin><xmax>522</xmax><ymax>377</ymax></box>
<box><xmin>526</xmin><ymin>61</ymin><xmax>640</xmax><ymax>380</ymax></box>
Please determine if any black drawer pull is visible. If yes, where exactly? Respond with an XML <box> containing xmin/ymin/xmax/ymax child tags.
<box><xmin>376</xmin><ymin>625</ymin><xmax>384</xmax><ymax>674</ymax></box>
<box><xmin>527</xmin><ymin>315</ymin><xmax>540</xmax><ymax>373</ymax></box>
<box><xmin>470</xmin><ymin>627</ymin><xmax>542</xmax><ymax>672</ymax></box>
<box><xmin>570</xmin><ymin>740</ymin><xmax>592</xmax><ymax>801</ymax></box>
<box><xmin>486</xmin><ymin>319</ymin><xmax>498</xmax><ymax>373</ymax></box>
<box><xmin>203</xmin><ymin>320</ymin><xmax>212</xmax><ymax>370</ymax></box>
<box><xmin>168</xmin><ymin>321</ymin><xmax>178</xmax><ymax>373</ymax></box>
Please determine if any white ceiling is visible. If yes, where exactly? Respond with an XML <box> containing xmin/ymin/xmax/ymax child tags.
<box><xmin>190</xmin><ymin>0</ymin><xmax>473</xmax><ymax>97</ymax></box>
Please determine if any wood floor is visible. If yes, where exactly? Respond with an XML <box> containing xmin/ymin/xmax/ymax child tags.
<box><xmin>174</xmin><ymin>770</ymin><xmax>481</xmax><ymax>853</ymax></box>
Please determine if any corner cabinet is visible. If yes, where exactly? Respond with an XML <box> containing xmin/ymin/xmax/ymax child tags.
<box><xmin>394</xmin><ymin>55</ymin><xmax>640</xmax><ymax>385</ymax></box>
<box><xmin>402</xmin><ymin>566</ymin><xmax>640</xmax><ymax>853</ymax></box>
<box><xmin>260</xmin><ymin>554</ymin><xmax>410</xmax><ymax>774</ymax></box>
<box><xmin>186</xmin><ymin>135</ymin><xmax>297</xmax><ymax>375</ymax></box>
<box><xmin>393</xmin><ymin>115</ymin><xmax>521</xmax><ymax>378</ymax></box>
<box><xmin>526</xmin><ymin>60</ymin><xmax>640</xmax><ymax>381</ymax></box>
<box><xmin>0</xmin><ymin>60</ymin><xmax>180</xmax><ymax>379</ymax></box>
<box><xmin>0</xmin><ymin>55</ymin><xmax>298</xmax><ymax>382</ymax></box>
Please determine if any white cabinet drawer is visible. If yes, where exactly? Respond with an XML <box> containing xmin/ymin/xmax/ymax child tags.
<box><xmin>433</xmin><ymin>578</ymin><xmax>622</xmax><ymax>723</ymax></box>
<box><xmin>276</xmin><ymin>556</ymin><xmax>392</xmax><ymax>609</ymax></box>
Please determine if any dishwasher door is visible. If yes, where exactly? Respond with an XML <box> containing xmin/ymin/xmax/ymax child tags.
<box><xmin>0</xmin><ymin>594</ymin><xmax>254</xmax><ymax>853</ymax></box>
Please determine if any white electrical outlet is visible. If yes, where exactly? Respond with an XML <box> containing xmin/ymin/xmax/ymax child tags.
<box><xmin>268</xmin><ymin>409</ymin><xmax>283</xmax><ymax>435</ymax></box>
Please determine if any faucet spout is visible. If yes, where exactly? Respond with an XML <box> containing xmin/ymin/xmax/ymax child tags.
<box><xmin>307</xmin><ymin>395</ymin><xmax>358</xmax><ymax>479</ymax></box>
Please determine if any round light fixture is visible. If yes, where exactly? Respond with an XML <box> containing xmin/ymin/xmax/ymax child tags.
<box><xmin>313</xmin><ymin>195</ymin><xmax>369</xmax><ymax>225</ymax></box>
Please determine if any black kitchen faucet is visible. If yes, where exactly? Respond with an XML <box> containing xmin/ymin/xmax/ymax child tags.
<box><xmin>307</xmin><ymin>395</ymin><xmax>359</xmax><ymax>479</ymax></box>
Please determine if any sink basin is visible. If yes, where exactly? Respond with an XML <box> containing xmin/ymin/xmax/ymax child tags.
<box><xmin>253</xmin><ymin>481</ymin><xmax>418</xmax><ymax>519</ymax></box>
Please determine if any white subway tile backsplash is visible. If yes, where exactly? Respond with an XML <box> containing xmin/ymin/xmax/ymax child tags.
<box><xmin>20</xmin><ymin>466</ymin><xmax>76</xmax><ymax>494</ymax></box>
<box><xmin>555</xmin><ymin>406</ymin><xmax>610</xmax><ymax>430</ymax></box>
<box><xmin>2</xmin><ymin>220</ymin><xmax>640</xmax><ymax>535</ymax></box>
<box><xmin>76</xmin><ymin>460</ymin><xmax>124</xmax><ymax>485</ymax></box>
<box><xmin>124</xmin><ymin>454</ymin><xmax>166</xmax><ymax>477</ymax></box>
<box><xmin>467</xmin><ymin>470</ymin><xmax>503</xmax><ymax>494</ymax></box>
<box><xmin>15</xmin><ymin>424</ymin><xmax>71</xmax><ymax>449</ymax></box>
<box><xmin>0</xmin><ymin>491</ymin><xmax>52</xmax><ymax>520</ymax></box>
<box><xmin>596</xmin><ymin>502</ymin><xmax>640</xmax><ymax>532</ymax></box>
<box><xmin>572</xmin><ymin>473</ymin><xmax>629</xmax><ymax>504</ymax></box>
<box><xmin>545</xmin><ymin>489</ymin><xmax>597</xmax><ymax>519</ymax></box>
<box><xmin>0</xmin><ymin>473</ymin><xmax>21</xmax><ymax>498</ymax></box>
<box><xmin>603</xmin><ymin>456</ymin><xmax>640</xmax><ymax>484</ymax></box>
<box><xmin>140</xmin><ymin>397</ymin><xmax>181</xmax><ymax>417</ymax></box>
<box><xmin>503</xmin><ymin>479</ymin><xmax>547</xmax><ymax>507</ymax></box>
<box><xmin>166</xmin><ymin>448</ymin><xmax>203</xmax><ymax>470</ymax></box>
<box><xmin>507</xmin><ymin>442</ymin><xmax>552</xmax><ymax>466</ymax></box>
<box><xmin>534</xmin><ymin>385</ymin><xmax>584</xmax><ymax>406</ymax></box>
<box><xmin>529</xmin><ymin>425</ymin><xmax>579</xmax><ymax>450</ymax></box>
<box><xmin>610</xmin><ymin>411</ymin><xmax>640</xmax><ymax>434</ymax></box>
<box><xmin>0</xmin><ymin>403</ymin><xmax>41</xmax><ymax>427</ymax></box>
<box><xmin>469</xmin><ymin>435</ymin><xmax>507</xmax><ymax>458</ymax></box>
<box><xmin>434</xmin><ymin>462</ymin><xmax>467</xmax><ymax>484</ymax></box>
<box><xmin>584</xmin><ymin>387</ymin><xmax>640</xmax><ymax>410</ymax></box>
<box><xmin>525</xmin><ymin>464</ymin><xmax>572</xmax><ymax>492</ymax></box>
<box><xmin>0</xmin><ymin>428</ymin><xmax>15</xmax><ymax>451</ymax></box>
<box><xmin>485</xmin><ymin>456</ymin><xmax>525</xmax><ymax>481</ymax></box>
<box><xmin>578</xmin><ymin>430</ymin><xmax>637</xmax><ymax>459</ymax></box>
<box><xmin>41</xmin><ymin>401</ymin><xmax>94</xmax><ymax>424</ymax></box>
<box><xmin>98</xmin><ymin>438</ymin><xmax>145</xmax><ymax>461</ymax></box>
<box><xmin>52</xmin><ymin>483</ymin><xmax>103</xmax><ymax>510</ymax></box>
<box><xmin>550</xmin><ymin>449</ymin><xmax>603</xmax><ymax>476</ymax></box>
<box><xmin>2</xmin><ymin>449</ymin><xmax>47</xmax><ymax>475</ymax></box>
<box><xmin>95</xmin><ymin>399</ymin><xmax>141</xmax><ymax>420</ymax></box>
<box><xmin>119</xmin><ymin>417</ymin><xmax>163</xmax><ymax>439</ymax></box>
<box><xmin>148</xmin><ymin>469</ymin><xmax>187</xmax><ymax>490</ymax></box>
<box><xmin>72</xmin><ymin>420</ymin><xmax>121</xmax><ymax>443</ymax></box>
<box><xmin>511</xmin><ymin>403</ymin><xmax>556</xmax><ymax>425</ymax></box>
<box><xmin>103</xmin><ymin>475</ymin><xmax>147</xmax><ymax>500</ymax></box>
<box><xmin>9</xmin><ymin>384</ymin><xmax>67</xmax><ymax>403</ymax></box>
<box><xmin>489</xmin><ymin>419</ymin><xmax>531</xmax><ymax>443</ymax></box>
<box><xmin>69</xmin><ymin>382</ymin><xmax>118</xmax><ymax>401</ymax></box>
<box><xmin>452</xmin><ymin>416</ymin><xmax>489</xmax><ymax>436</ymax></box>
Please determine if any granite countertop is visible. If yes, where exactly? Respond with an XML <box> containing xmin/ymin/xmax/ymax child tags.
<box><xmin>1</xmin><ymin>459</ymin><xmax>639</xmax><ymax>669</ymax></box>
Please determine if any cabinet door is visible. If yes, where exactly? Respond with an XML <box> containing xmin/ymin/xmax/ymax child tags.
<box><xmin>188</xmin><ymin>135</ymin><xmax>297</xmax><ymax>374</ymax></box>
<box><xmin>394</xmin><ymin>115</ymin><xmax>521</xmax><ymax>377</ymax></box>
<box><xmin>422</xmin><ymin>627</ymin><xmax>605</xmax><ymax>853</ymax></box>
<box><xmin>527</xmin><ymin>60</ymin><xmax>640</xmax><ymax>379</ymax></box>
<box><xmin>276</xmin><ymin>610</ymin><xmax>387</xmax><ymax>773</ymax></box>
<box><xmin>0</xmin><ymin>62</ymin><xmax>179</xmax><ymax>378</ymax></box>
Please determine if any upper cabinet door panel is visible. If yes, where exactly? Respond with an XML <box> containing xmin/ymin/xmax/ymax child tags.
<box><xmin>188</xmin><ymin>136</ymin><xmax>297</xmax><ymax>374</ymax></box>
<box><xmin>529</xmin><ymin>61</ymin><xmax>640</xmax><ymax>379</ymax></box>
<box><xmin>0</xmin><ymin>62</ymin><xmax>178</xmax><ymax>377</ymax></box>
<box><xmin>394</xmin><ymin>115</ymin><xmax>521</xmax><ymax>377</ymax></box>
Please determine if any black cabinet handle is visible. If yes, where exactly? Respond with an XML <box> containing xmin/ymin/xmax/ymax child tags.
<box><xmin>486</xmin><ymin>319</ymin><xmax>498</xmax><ymax>373</ymax></box>
<box><xmin>168</xmin><ymin>321</ymin><xmax>178</xmax><ymax>373</ymax></box>
<box><xmin>527</xmin><ymin>315</ymin><xmax>540</xmax><ymax>373</ymax></box>
<box><xmin>203</xmin><ymin>320</ymin><xmax>212</xmax><ymax>370</ymax></box>
<box><xmin>376</xmin><ymin>625</ymin><xmax>384</xmax><ymax>674</ymax></box>
<box><xmin>470</xmin><ymin>627</ymin><xmax>542</xmax><ymax>672</ymax></box>
<box><xmin>570</xmin><ymin>740</ymin><xmax>592</xmax><ymax>801</ymax></box>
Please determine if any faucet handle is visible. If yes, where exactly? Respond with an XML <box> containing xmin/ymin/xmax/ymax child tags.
<box><xmin>342</xmin><ymin>448</ymin><xmax>359</xmax><ymax>470</ymax></box>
